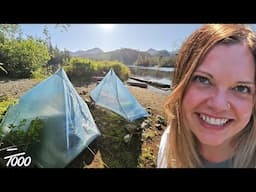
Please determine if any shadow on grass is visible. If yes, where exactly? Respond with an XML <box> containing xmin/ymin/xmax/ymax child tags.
<box><xmin>67</xmin><ymin>138</ymin><xmax>100</xmax><ymax>168</ymax></box>
<box><xmin>92</xmin><ymin>106</ymin><xmax>143</xmax><ymax>168</ymax></box>
<box><xmin>67</xmin><ymin>105</ymin><xmax>143</xmax><ymax>168</ymax></box>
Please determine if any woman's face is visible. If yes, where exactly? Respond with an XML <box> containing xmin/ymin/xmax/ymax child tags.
<box><xmin>182</xmin><ymin>43</ymin><xmax>255</xmax><ymax>147</ymax></box>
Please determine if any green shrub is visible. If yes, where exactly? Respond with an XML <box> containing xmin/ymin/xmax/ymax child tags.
<box><xmin>64</xmin><ymin>57</ymin><xmax>130</xmax><ymax>83</ymax></box>
<box><xmin>0</xmin><ymin>117</ymin><xmax>44</xmax><ymax>152</ymax></box>
<box><xmin>0</xmin><ymin>98</ymin><xmax>16</xmax><ymax>122</ymax></box>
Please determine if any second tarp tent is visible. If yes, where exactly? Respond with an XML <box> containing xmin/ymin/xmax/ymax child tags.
<box><xmin>0</xmin><ymin>68</ymin><xmax>101</xmax><ymax>168</ymax></box>
<box><xmin>90</xmin><ymin>69</ymin><xmax>149</xmax><ymax>121</ymax></box>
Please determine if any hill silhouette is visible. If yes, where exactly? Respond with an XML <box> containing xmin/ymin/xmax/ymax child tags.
<box><xmin>70</xmin><ymin>48</ymin><xmax>177</xmax><ymax>67</ymax></box>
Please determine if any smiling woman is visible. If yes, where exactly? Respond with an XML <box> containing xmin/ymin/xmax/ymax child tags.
<box><xmin>157</xmin><ymin>24</ymin><xmax>256</xmax><ymax>168</ymax></box>
<box><xmin>99</xmin><ymin>24</ymin><xmax>115</xmax><ymax>32</ymax></box>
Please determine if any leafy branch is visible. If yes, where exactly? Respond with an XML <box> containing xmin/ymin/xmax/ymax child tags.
<box><xmin>0</xmin><ymin>117</ymin><xmax>44</xmax><ymax>152</ymax></box>
<box><xmin>0</xmin><ymin>63</ymin><xmax>7</xmax><ymax>74</ymax></box>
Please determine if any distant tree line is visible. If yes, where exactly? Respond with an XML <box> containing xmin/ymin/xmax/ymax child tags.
<box><xmin>64</xmin><ymin>57</ymin><xmax>130</xmax><ymax>83</ymax></box>
<box><xmin>73</xmin><ymin>48</ymin><xmax>177</xmax><ymax>68</ymax></box>
<box><xmin>134</xmin><ymin>53</ymin><xmax>176</xmax><ymax>67</ymax></box>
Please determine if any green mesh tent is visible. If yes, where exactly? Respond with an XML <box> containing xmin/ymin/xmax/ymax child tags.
<box><xmin>0</xmin><ymin>68</ymin><xmax>100</xmax><ymax>168</ymax></box>
<box><xmin>90</xmin><ymin>69</ymin><xmax>148</xmax><ymax>121</ymax></box>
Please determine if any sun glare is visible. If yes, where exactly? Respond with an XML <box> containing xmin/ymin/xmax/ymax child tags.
<box><xmin>99</xmin><ymin>24</ymin><xmax>115</xmax><ymax>32</ymax></box>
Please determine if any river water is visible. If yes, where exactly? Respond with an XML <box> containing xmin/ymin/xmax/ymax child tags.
<box><xmin>127</xmin><ymin>66</ymin><xmax>174</xmax><ymax>94</ymax></box>
<box><xmin>128</xmin><ymin>66</ymin><xmax>174</xmax><ymax>85</ymax></box>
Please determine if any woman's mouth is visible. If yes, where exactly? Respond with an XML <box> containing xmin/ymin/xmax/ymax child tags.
<box><xmin>196</xmin><ymin>113</ymin><xmax>233</xmax><ymax>129</ymax></box>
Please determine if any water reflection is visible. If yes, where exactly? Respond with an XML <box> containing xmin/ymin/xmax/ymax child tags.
<box><xmin>128</xmin><ymin>66</ymin><xmax>173</xmax><ymax>86</ymax></box>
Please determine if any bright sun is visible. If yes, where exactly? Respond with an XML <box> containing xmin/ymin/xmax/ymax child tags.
<box><xmin>99</xmin><ymin>24</ymin><xmax>115</xmax><ymax>32</ymax></box>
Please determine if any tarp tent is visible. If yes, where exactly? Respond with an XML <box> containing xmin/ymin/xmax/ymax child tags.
<box><xmin>90</xmin><ymin>69</ymin><xmax>148</xmax><ymax>121</ymax></box>
<box><xmin>0</xmin><ymin>68</ymin><xmax>100</xmax><ymax>168</ymax></box>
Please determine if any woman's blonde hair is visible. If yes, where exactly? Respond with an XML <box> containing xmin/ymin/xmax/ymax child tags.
<box><xmin>164</xmin><ymin>24</ymin><xmax>256</xmax><ymax>168</ymax></box>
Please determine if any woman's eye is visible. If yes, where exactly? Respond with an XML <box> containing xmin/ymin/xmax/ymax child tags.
<box><xmin>233</xmin><ymin>85</ymin><xmax>251</xmax><ymax>94</ymax></box>
<box><xmin>193</xmin><ymin>75</ymin><xmax>211</xmax><ymax>85</ymax></box>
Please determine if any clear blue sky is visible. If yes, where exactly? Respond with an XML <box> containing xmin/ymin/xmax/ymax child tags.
<box><xmin>19</xmin><ymin>24</ymin><xmax>256</xmax><ymax>53</ymax></box>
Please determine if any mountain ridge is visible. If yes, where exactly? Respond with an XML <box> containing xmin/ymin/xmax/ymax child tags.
<box><xmin>69</xmin><ymin>47</ymin><xmax>177</xmax><ymax>67</ymax></box>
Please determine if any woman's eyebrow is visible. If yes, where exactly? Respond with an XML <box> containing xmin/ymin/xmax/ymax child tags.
<box><xmin>194</xmin><ymin>70</ymin><xmax>213</xmax><ymax>78</ymax></box>
<box><xmin>195</xmin><ymin>70</ymin><xmax>255</xmax><ymax>85</ymax></box>
<box><xmin>237</xmin><ymin>81</ymin><xmax>255</xmax><ymax>85</ymax></box>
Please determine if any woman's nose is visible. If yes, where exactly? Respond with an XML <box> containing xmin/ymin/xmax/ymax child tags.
<box><xmin>206</xmin><ymin>89</ymin><xmax>231</xmax><ymax>112</ymax></box>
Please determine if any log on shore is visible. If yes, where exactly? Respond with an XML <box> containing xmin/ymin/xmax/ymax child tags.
<box><xmin>130</xmin><ymin>76</ymin><xmax>170</xmax><ymax>89</ymax></box>
<box><xmin>92</xmin><ymin>76</ymin><xmax>104</xmax><ymax>85</ymax></box>
<box><xmin>92</xmin><ymin>76</ymin><xmax>104</xmax><ymax>82</ymax></box>
<box><xmin>127</xmin><ymin>81</ymin><xmax>148</xmax><ymax>88</ymax></box>
<box><xmin>150</xmin><ymin>81</ymin><xmax>170</xmax><ymax>88</ymax></box>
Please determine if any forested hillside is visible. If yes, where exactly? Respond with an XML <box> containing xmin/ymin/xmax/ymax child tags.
<box><xmin>70</xmin><ymin>48</ymin><xmax>177</xmax><ymax>67</ymax></box>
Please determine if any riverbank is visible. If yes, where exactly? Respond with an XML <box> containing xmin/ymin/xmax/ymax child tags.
<box><xmin>0</xmin><ymin>79</ymin><xmax>169</xmax><ymax>168</ymax></box>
